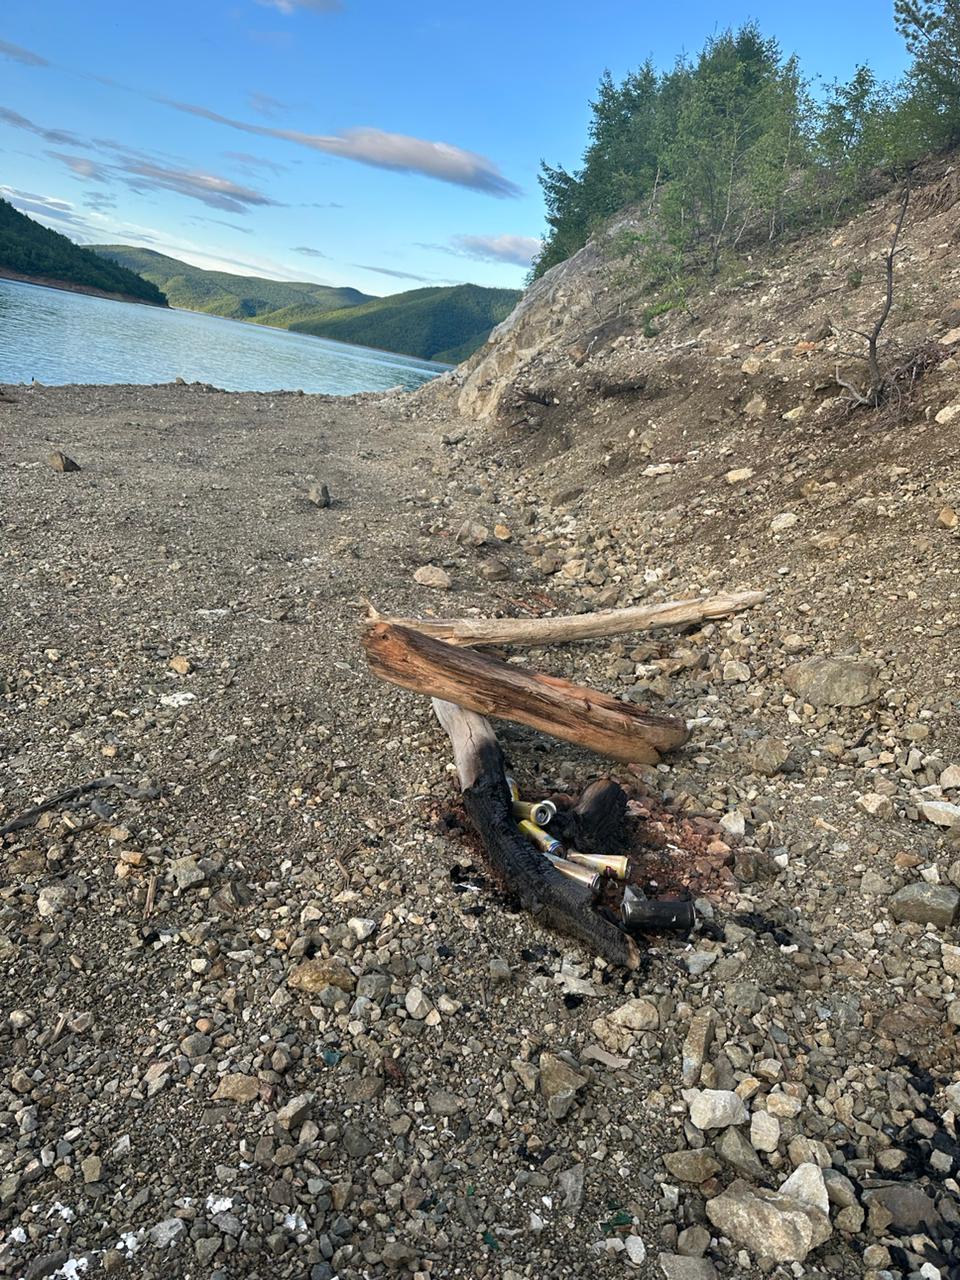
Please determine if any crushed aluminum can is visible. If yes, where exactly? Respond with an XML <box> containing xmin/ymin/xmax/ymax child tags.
<box><xmin>566</xmin><ymin>851</ymin><xmax>629</xmax><ymax>880</ymax></box>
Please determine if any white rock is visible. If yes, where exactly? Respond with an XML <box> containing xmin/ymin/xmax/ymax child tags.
<box><xmin>945</xmin><ymin>1081</ymin><xmax>960</xmax><ymax>1110</ymax></box>
<box><xmin>921</xmin><ymin>800</ymin><xmax>960</xmax><ymax>829</ymax></box>
<box><xmin>404</xmin><ymin>988</ymin><xmax>433</xmax><ymax>1020</ymax></box>
<box><xmin>935</xmin><ymin>404</ymin><xmax>960</xmax><ymax>425</ymax></box>
<box><xmin>37</xmin><ymin>885</ymin><xmax>72</xmax><ymax>918</ymax></box>
<box><xmin>782</xmin><ymin>405</ymin><xmax>805</xmax><ymax>421</ymax></box>
<box><xmin>720</xmin><ymin>811</ymin><xmax>746</xmax><ymax>837</ymax></box>
<box><xmin>940</xmin><ymin>326</ymin><xmax>960</xmax><ymax>346</ymax></box>
<box><xmin>625</xmin><ymin>1235</ymin><xmax>647</xmax><ymax>1266</ymax></box>
<box><xmin>413</xmin><ymin>564</ymin><xmax>451</xmax><ymax>590</ymax></box>
<box><xmin>347</xmin><ymin>917</ymin><xmax>377</xmax><ymax>941</ymax></box>
<box><xmin>940</xmin><ymin>765</ymin><xmax>960</xmax><ymax>789</ymax></box>
<box><xmin>780</xmin><ymin>1163</ymin><xmax>830</xmax><ymax>1216</ymax></box>
<box><xmin>751</xmin><ymin>1110</ymin><xmax>781</xmax><ymax>1152</ymax></box>
<box><xmin>690</xmin><ymin>1089</ymin><xmax>748</xmax><ymax>1130</ymax></box>
<box><xmin>725</xmin><ymin>467</ymin><xmax>754</xmax><ymax>484</ymax></box>
<box><xmin>770</xmin><ymin>512</ymin><xmax>798</xmax><ymax>533</ymax></box>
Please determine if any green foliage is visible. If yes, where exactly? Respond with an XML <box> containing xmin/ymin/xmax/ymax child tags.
<box><xmin>533</xmin><ymin>12</ymin><xmax>960</xmax><ymax>284</ymax></box>
<box><xmin>284</xmin><ymin>284</ymin><xmax>520</xmax><ymax>364</ymax></box>
<box><xmin>896</xmin><ymin>0</ymin><xmax>960</xmax><ymax>144</ymax></box>
<box><xmin>0</xmin><ymin>201</ymin><xmax>166</xmax><ymax>304</ymax></box>
<box><xmin>91</xmin><ymin>245</ymin><xmax>370</xmax><ymax>319</ymax></box>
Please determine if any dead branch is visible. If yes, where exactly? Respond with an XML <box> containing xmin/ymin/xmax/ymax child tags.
<box><xmin>434</xmin><ymin>699</ymin><xmax>640</xmax><ymax>968</ymax></box>
<box><xmin>0</xmin><ymin>776</ymin><xmax>160</xmax><ymax>836</ymax></box>
<box><xmin>367</xmin><ymin>590</ymin><xmax>765</xmax><ymax>649</ymax></box>
<box><xmin>362</xmin><ymin>622</ymin><xmax>689</xmax><ymax>763</ymax></box>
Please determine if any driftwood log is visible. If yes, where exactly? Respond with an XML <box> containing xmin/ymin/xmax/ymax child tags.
<box><xmin>367</xmin><ymin>589</ymin><xmax>765</xmax><ymax>648</ymax></box>
<box><xmin>363</xmin><ymin>621</ymin><xmax>689</xmax><ymax>764</ymax></box>
<box><xmin>434</xmin><ymin>699</ymin><xmax>640</xmax><ymax>968</ymax></box>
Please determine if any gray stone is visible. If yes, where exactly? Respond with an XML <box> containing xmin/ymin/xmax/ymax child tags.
<box><xmin>716</xmin><ymin>1124</ymin><xmax>765</xmax><ymax>1179</ymax></box>
<box><xmin>625</xmin><ymin>1235</ymin><xmax>647</xmax><ymax>1267</ymax></box>
<box><xmin>180</xmin><ymin>1032</ymin><xmax>212</xmax><ymax>1058</ymax></box>
<box><xmin>681</xmin><ymin>1009</ymin><xmax>716</xmax><ymax>1087</ymax></box>
<box><xmin>784</xmin><ymin>656</ymin><xmax>879</xmax><ymax>707</ymax></box>
<box><xmin>706</xmin><ymin>1180</ymin><xmax>831</xmax><ymax>1263</ymax></box>
<box><xmin>547</xmin><ymin>1089</ymin><xmax>577</xmax><ymax>1120</ymax></box>
<box><xmin>888</xmin><ymin>882</ymin><xmax>959</xmax><ymax>928</ymax></box>
<box><xmin>822</xmin><ymin>1169</ymin><xmax>858</xmax><ymax>1209</ymax></box>
<box><xmin>149</xmin><ymin>1218</ymin><xmax>187</xmax><ymax>1248</ymax></box>
<box><xmin>861</xmin><ymin>1183</ymin><xmax>941</xmax><ymax>1230</ymax></box>
<box><xmin>539</xmin><ymin>1052</ymin><xmax>587</xmax><ymax>1101</ymax></box>
<box><xmin>662</xmin><ymin>1148</ymin><xmax>721</xmax><ymax>1184</ymax></box>
<box><xmin>676</xmin><ymin>1226</ymin><xmax>711</xmax><ymax>1258</ymax></box>
<box><xmin>557</xmin><ymin>1163</ymin><xmax>585</xmax><ymax>1212</ymax></box>
<box><xmin>427</xmin><ymin>1090</ymin><xmax>463</xmax><ymax>1116</ymax></box>
<box><xmin>170</xmin><ymin>856</ymin><xmax>205</xmax><ymax>889</ymax></box>
<box><xmin>413</xmin><ymin>564</ymin><xmax>451</xmax><ymax>590</ymax></box>
<box><xmin>658</xmin><ymin>1257</ymin><xmax>718</xmax><ymax>1280</ymax></box>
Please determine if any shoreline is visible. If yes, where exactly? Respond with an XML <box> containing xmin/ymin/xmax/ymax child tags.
<box><xmin>0</xmin><ymin>266</ymin><xmax>167</xmax><ymax>308</ymax></box>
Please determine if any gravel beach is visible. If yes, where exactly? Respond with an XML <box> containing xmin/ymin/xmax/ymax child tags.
<box><xmin>2</xmin><ymin>378</ymin><xmax>960</xmax><ymax>1280</ymax></box>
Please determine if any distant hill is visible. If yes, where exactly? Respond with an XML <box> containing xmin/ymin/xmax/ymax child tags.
<box><xmin>270</xmin><ymin>284</ymin><xmax>520</xmax><ymax>363</ymax></box>
<box><xmin>92</xmin><ymin>244</ymin><xmax>520</xmax><ymax>363</ymax></box>
<box><xmin>92</xmin><ymin>245</ymin><xmax>373</xmax><ymax>321</ymax></box>
<box><xmin>0</xmin><ymin>201</ymin><xmax>166</xmax><ymax>305</ymax></box>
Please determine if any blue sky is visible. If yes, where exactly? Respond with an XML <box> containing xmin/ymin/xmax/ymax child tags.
<box><xmin>1</xmin><ymin>1</ymin><xmax>911</xmax><ymax>296</ymax></box>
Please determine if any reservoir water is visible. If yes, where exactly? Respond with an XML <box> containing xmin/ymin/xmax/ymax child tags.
<box><xmin>0</xmin><ymin>278</ymin><xmax>449</xmax><ymax>394</ymax></box>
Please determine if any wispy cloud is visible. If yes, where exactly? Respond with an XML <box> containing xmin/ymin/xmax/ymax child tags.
<box><xmin>46</xmin><ymin>151</ymin><xmax>110</xmax><ymax>182</ymax></box>
<box><xmin>224</xmin><ymin>149</ymin><xmax>287</xmax><ymax>175</ymax></box>
<box><xmin>0</xmin><ymin>38</ymin><xmax>48</xmax><ymax>67</ymax></box>
<box><xmin>164</xmin><ymin>99</ymin><xmax>521</xmax><ymax>197</ymax></box>
<box><xmin>0</xmin><ymin>105</ymin><xmax>88</xmax><ymax>148</ymax></box>
<box><xmin>118</xmin><ymin>158</ymin><xmax>280</xmax><ymax>212</ymax></box>
<box><xmin>351</xmin><ymin>263</ymin><xmax>434</xmax><ymax>283</ymax></box>
<box><xmin>188</xmin><ymin>216</ymin><xmax>255</xmax><ymax>235</ymax></box>
<box><xmin>247</xmin><ymin>90</ymin><xmax>289</xmax><ymax>118</ymax></box>
<box><xmin>0</xmin><ymin>185</ymin><xmax>87</xmax><ymax>228</ymax></box>
<box><xmin>293</xmin><ymin>245</ymin><xmax>327</xmax><ymax>258</ymax></box>
<box><xmin>256</xmin><ymin>0</ymin><xmax>343</xmax><ymax>12</ymax></box>
<box><xmin>19</xmin><ymin>118</ymin><xmax>285</xmax><ymax>214</ymax></box>
<box><xmin>452</xmin><ymin>233</ymin><xmax>541</xmax><ymax>267</ymax></box>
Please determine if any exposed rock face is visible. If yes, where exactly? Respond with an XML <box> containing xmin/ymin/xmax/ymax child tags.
<box><xmin>455</xmin><ymin>219</ymin><xmax>639</xmax><ymax>421</ymax></box>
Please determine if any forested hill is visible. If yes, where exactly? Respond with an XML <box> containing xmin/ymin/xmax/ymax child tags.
<box><xmin>0</xmin><ymin>201</ymin><xmax>166</xmax><ymax>305</ymax></box>
<box><xmin>93</xmin><ymin>244</ymin><xmax>519</xmax><ymax>362</ymax></box>
<box><xmin>92</xmin><ymin>245</ymin><xmax>373</xmax><ymax>321</ymax></box>
<box><xmin>270</xmin><ymin>284</ymin><xmax>521</xmax><ymax>364</ymax></box>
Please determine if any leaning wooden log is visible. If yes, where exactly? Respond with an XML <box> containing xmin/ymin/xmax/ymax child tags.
<box><xmin>367</xmin><ymin>589</ymin><xmax>765</xmax><ymax>649</ymax></box>
<box><xmin>434</xmin><ymin>698</ymin><xmax>640</xmax><ymax>968</ymax></box>
<box><xmin>362</xmin><ymin>621</ymin><xmax>689</xmax><ymax>764</ymax></box>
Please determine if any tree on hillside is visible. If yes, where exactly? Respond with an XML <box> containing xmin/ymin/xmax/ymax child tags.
<box><xmin>896</xmin><ymin>0</ymin><xmax>960</xmax><ymax>143</ymax></box>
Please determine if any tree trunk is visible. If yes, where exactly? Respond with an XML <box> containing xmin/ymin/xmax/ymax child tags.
<box><xmin>362</xmin><ymin>622</ymin><xmax>689</xmax><ymax>763</ymax></box>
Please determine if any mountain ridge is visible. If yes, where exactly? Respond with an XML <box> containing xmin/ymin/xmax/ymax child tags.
<box><xmin>93</xmin><ymin>244</ymin><xmax>520</xmax><ymax>363</ymax></box>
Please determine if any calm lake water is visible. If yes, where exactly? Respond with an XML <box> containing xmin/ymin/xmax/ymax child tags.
<box><xmin>0</xmin><ymin>278</ymin><xmax>449</xmax><ymax>394</ymax></box>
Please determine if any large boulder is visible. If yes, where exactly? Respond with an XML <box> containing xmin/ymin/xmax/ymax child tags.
<box><xmin>783</xmin><ymin>656</ymin><xmax>879</xmax><ymax>707</ymax></box>
<box><xmin>706</xmin><ymin>1173</ymin><xmax>832</xmax><ymax>1263</ymax></box>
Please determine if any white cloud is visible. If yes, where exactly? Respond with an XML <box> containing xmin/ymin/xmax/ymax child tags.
<box><xmin>165</xmin><ymin>100</ymin><xmax>521</xmax><ymax>197</ymax></box>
